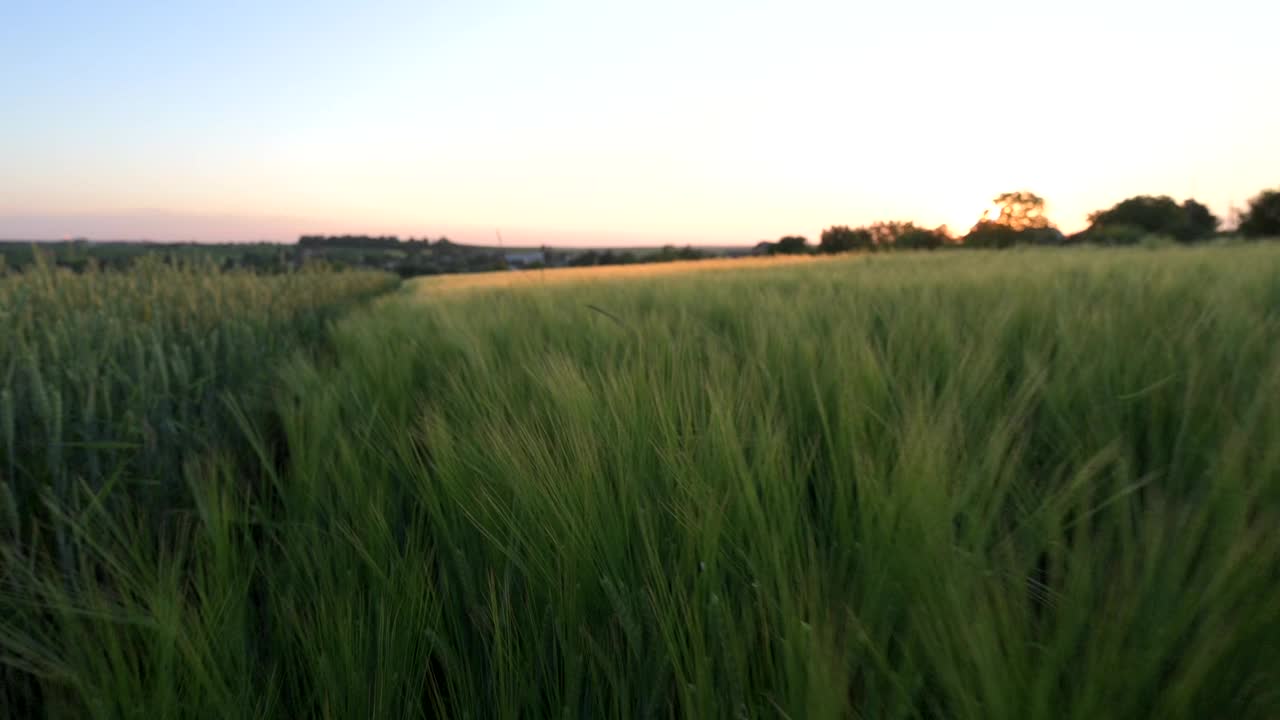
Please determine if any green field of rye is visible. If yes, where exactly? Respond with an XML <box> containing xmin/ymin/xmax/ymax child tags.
<box><xmin>2</xmin><ymin>245</ymin><xmax>1279</xmax><ymax>718</ymax></box>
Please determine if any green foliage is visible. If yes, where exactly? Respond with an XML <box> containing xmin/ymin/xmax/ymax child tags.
<box><xmin>4</xmin><ymin>247</ymin><xmax>1280</xmax><ymax>718</ymax></box>
<box><xmin>962</xmin><ymin>220</ymin><xmax>1024</xmax><ymax>248</ymax></box>
<box><xmin>756</xmin><ymin>236</ymin><xmax>810</xmax><ymax>255</ymax></box>
<box><xmin>0</xmin><ymin>240</ymin><xmax>298</xmax><ymax>274</ymax></box>
<box><xmin>820</xmin><ymin>223</ymin><xmax>952</xmax><ymax>254</ymax></box>
<box><xmin>0</xmin><ymin>238</ymin><xmax>516</xmax><ymax>278</ymax></box>
<box><xmin>962</xmin><ymin>192</ymin><xmax>1061</xmax><ymax>247</ymax></box>
<box><xmin>1085</xmin><ymin>195</ymin><xmax>1219</xmax><ymax>242</ymax></box>
<box><xmin>298</xmin><ymin>234</ymin><xmax>434</xmax><ymax>249</ymax></box>
<box><xmin>872</xmin><ymin>221</ymin><xmax>951</xmax><ymax>250</ymax></box>
<box><xmin>1238</xmin><ymin>188</ymin><xmax>1280</xmax><ymax>237</ymax></box>
<box><xmin>1181</xmin><ymin>199</ymin><xmax>1219</xmax><ymax>238</ymax></box>
<box><xmin>773</xmin><ymin>235</ymin><xmax>810</xmax><ymax>254</ymax></box>
<box><xmin>818</xmin><ymin>225</ymin><xmax>871</xmax><ymax>254</ymax></box>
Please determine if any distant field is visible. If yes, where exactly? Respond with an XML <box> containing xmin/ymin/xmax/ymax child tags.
<box><xmin>3</xmin><ymin>245</ymin><xmax>1279</xmax><ymax>718</ymax></box>
<box><xmin>409</xmin><ymin>253</ymin><xmax>825</xmax><ymax>295</ymax></box>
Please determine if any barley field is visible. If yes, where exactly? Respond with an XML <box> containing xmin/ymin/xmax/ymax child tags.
<box><xmin>3</xmin><ymin>245</ymin><xmax>1279</xmax><ymax>719</ymax></box>
<box><xmin>410</xmin><ymin>255</ymin><xmax>824</xmax><ymax>296</ymax></box>
<box><xmin>0</xmin><ymin>257</ymin><xmax>397</xmax><ymax>571</ymax></box>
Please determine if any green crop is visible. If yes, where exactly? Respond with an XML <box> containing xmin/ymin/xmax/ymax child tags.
<box><xmin>2</xmin><ymin>245</ymin><xmax>1278</xmax><ymax>719</ymax></box>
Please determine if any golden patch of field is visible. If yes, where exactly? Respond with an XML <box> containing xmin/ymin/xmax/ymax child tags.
<box><xmin>407</xmin><ymin>254</ymin><xmax>836</xmax><ymax>296</ymax></box>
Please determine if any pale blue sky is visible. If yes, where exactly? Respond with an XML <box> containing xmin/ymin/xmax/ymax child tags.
<box><xmin>2</xmin><ymin>0</ymin><xmax>1276</xmax><ymax>244</ymax></box>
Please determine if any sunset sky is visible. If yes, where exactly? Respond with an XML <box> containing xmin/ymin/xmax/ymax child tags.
<box><xmin>3</xmin><ymin>0</ymin><xmax>1277</xmax><ymax>246</ymax></box>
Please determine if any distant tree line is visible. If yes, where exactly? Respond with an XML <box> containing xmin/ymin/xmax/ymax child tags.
<box><xmin>816</xmin><ymin>222</ymin><xmax>953</xmax><ymax>254</ymax></box>
<box><xmin>5</xmin><ymin>187</ymin><xmax>1277</xmax><ymax>279</ymax></box>
<box><xmin>754</xmin><ymin>185</ymin><xmax>1280</xmax><ymax>256</ymax></box>
<box><xmin>0</xmin><ymin>236</ymin><xmax>721</xmax><ymax>278</ymax></box>
<box><xmin>298</xmin><ymin>235</ymin><xmax>441</xmax><ymax>249</ymax></box>
<box><xmin>1074</xmin><ymin>196</ymin><xmax>1219</xmax><ymax>245</ymax></box>
<box><xmin>561</xmin><ymin>245</ymin><xmax>711</xmax><ymax>268</ymax></box>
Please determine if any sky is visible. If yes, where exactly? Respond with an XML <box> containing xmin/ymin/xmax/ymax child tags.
<box><xmin>2</xmin><ymin>0</ymin><xmax>1277</xmax><ymax>246</ymax></box>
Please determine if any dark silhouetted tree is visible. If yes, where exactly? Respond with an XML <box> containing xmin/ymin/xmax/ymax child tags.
<box><xmin>963</xmin><ymin>191</ymin><xmax>1056</xmax><ymax>248</ymax></box>
<box><xmin>895</xmin><ymin>224</ymin><xmax>951</xmax><ymax>250</ymax></box>
<box><xmin>1238</xmin><ymin>188</ymin><xmax>1280</xmax><ymax>237</ymax></box>
<box><xmin>774</xmin><ymin>236</ymin><xmax>810</xmax><ymax>254</ymax></box>
<box><xmin>1085</xmin><ymin>195</ymin><xmax>1218</xmax><ymax>242</ymax></box>
<box><xmin>864</xmin><ymin>221</ymin><xmax>951</xmax><ymax>250</ymax></box>
<box><xmin>867</xmin><ymin>221</ymin><xmax>911</xmax><ymax>249</ymax></box>
<box><xmin>819</xmin><ymin>226</ymin><xmax>872</xmax><ymax>254</ymax></box>
<box><xmin>298</xmin><ymin>234</ymin><xmax>403</xmax><ymax>249</ymax></box>
<box><xmin>1181</xmin><ymin>199</ymin><xmax>1219</xmax><ymax>240</ymax></box>
<box><xmin>992</xmin><ymin>191</ymin><xmax>1050</xmax><ymax>231</ymax></box>
<box><xmin>963</xmin><ymin>221</ymin><xmax>1021</xmax><ymax>248</ymax></box>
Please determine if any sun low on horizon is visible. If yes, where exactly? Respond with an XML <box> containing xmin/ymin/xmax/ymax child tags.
<box><xmin>2</xmin><ymin>0</ymin><xmax>1277</xmax><ymax>246</ymax></box>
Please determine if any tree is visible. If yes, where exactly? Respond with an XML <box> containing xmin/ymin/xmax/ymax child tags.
<box><xmin>819</xmin><ymin>225</ymin><xmax>872</xmax><ymax>254</ymax></box>
<box><xmin>991</xmin><ymin>191</ymin><xmax>1050</xmax><ymax>231</ymax></box>
<box><xmin>1085</xmin><ymin>195</ymin><xmax>1218</xmax><ymax>243</ymax></box>
<box><xmin>961</xmin><ymin>191</ymin><xmax>1057</xmax><ymax>248</ymax></box>
<box><xmin>1238</xmin><ymin>188</ymin><xmax>1280</xmax><ymax>237</ymax></box>
<box><xmin>774</xmin><ymin>236</ymin><xmax>810</xmax><ymax>254</ymax></box>
<box><xmin>962</xmin><ymin>221</ymin><xmax>1022</xmax><ymax>249</ymax></box>
<box><xmin>866</xmin><ymin>221</ymin><xmax>951</xmax><ymax>251</ymax></box>
<box><xmin>867</xmin><ymin>221</ymin><xmax>912</xmax><ymax>249</ymax></box>
<box><xmin>895</xmin><ymin>225</ymin><xmax>951</xmax><ymax>250</ymax></box>
<box><xmin>1181</xmin><ymin>199</ymin><xmax>1219</xmax><ymax>240</ymax></box>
